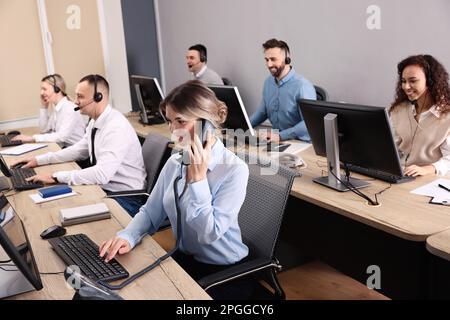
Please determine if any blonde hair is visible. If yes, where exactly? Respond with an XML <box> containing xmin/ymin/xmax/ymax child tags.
<box><xmin>160</xmin><ymin>80</ymin><xmax>227</xmax><ymax>127</ymax></box>
<box><xmin>41</xmin><ymin>74</ymin><xmax>67</xmax><ymax>97</ymax></box>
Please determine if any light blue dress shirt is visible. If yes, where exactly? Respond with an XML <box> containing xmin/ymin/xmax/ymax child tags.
<box><xmin>250</xmin><ymin>67</ymin><xmax>316</xmax><ymax>141</ymax></box>
<box><xmin>117</xmin><ymin>139</ymin><xmax>249</xmax><ymax>265</ymax></box>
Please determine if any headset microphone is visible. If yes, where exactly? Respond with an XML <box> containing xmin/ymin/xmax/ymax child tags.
<box><xmin>74</xmin><ymin>99</ymin><xmax>95</xmax><ymax>111</ymax></box>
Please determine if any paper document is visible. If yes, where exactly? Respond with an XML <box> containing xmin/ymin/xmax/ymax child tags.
<box><xmin>0</xmin><ymin>143</ymin><xmax>47</xmax><ymax>156</ymax></box>
<box><xmin>411</xmin><ymin>178</ymin><xmax>450</xmax><ymax>198</ymax></box>
<box><xmin>283</xmin><ymin>140</ymin><xmax>312</xmax><ymax>154</ymax></box>
<box><xmin>0</xmin><ymin>206</ymin><xmax>15</xmax><ymax>227</ymax></box>
<box><xmin>29</xmin><ymin>191</ymin><xmax>78</xmax><ymax>204</ymax></box>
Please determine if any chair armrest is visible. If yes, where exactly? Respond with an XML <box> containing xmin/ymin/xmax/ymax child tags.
<box><xmin>197</xmin><ymin>257</ymin><xmax>279</xmax><ymax>290</ymax></box>
<box><xmin>105</xmin><ymin>189</ymin><xmax>149</xmax><ymax>198</ymax></box>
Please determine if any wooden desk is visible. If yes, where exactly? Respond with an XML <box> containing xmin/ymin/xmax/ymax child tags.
<box><xmin>2</xmin><ymin>142</ymin><xmax>210</xmax><ymax>300</ymax></box>
<box><xmin>426</xmin><ymin>230</ymin><xmax>450</xmax><ymax>299</ymax></box>
<box><xmin>126</xmin><ymin>112</ymin><xmax>171</xmax><ymax>140</ymax></box>
<box><xmin>125</xmin><ymin>117</ymin><xmax>450</xmax><ymax>298</ymax></box>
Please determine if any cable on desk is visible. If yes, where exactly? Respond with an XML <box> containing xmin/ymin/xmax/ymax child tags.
<box><xmin>40</xmin><ymin>271</ymin><xmax>65</xmax><ymax>275</ymax></box>
<box><xmin>329</xmin><ymin>166</ymin><xmax>378</xmax><ymax>206</ymax></box>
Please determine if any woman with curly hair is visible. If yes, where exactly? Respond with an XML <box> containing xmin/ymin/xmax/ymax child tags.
<box><xmin>390</xmin><ymin>54</ymin><xmax>450</xmax><ymax>176</ymax></box>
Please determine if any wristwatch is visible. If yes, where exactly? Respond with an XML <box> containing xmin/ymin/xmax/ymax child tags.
<box><xmin>51</xmin><ymin>173</ymin><xmax>59</xmax><ymax>183</ymax></box>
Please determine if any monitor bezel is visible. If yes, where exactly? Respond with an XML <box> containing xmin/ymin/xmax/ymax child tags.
<box><xmin>207</xmin><ymin>85</ymin><xmax>255</xmax><ymax>137</ymax></box>
<box><xmin>298</xmin><ymin>98</ymin><xmax>404</xmax><ymax>177</ymax></box>
<box><xmin>0</xmin><ymin>206</ymin><xmax>43</xmax><ymax>292</ymax></box>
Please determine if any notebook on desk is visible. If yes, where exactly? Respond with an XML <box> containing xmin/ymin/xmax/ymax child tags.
<box><xmin>0</xmin><ymin>143</ymin><xmax>47</xmax><ymax>156</ymax></box>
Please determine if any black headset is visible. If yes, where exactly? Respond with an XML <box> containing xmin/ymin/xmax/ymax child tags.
<box><xmin>49</xmin><ymin>74</ymin><xmax>61</xmax><ymax>93</ymax></box>
<box><xmin>423</xmin><ymin>57</ymin><xmax>434</xmax><ymax>87</ymax></box>
<box><xmin>93</xmin><ymin>74</ymin><xmax>103</xmax><ymax>103</ymax></box>
<box><xmin>199</xmin><ymin>48</ymin><xmax>207</xmax><ymax>63</ymax></box>
<box><xmin>279</xmin><ymin>41</ymin><xmax>291</xmax><ymax>65</ymax></box>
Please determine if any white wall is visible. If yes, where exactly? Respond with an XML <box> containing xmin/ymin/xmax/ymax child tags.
<box><xmin>98</xmin><ymin>0</ymin><xmax>132</xmax><ymax>113</ymax></box>
<box><xmin>157</xmin><ymin>0</ymin><xmax>450</xmax><ymax>115</ymax></box>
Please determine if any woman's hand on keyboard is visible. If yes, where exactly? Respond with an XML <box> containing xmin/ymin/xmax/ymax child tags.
<box><xmin>26</xmin><ymin>173</ymin><xmax>56</xmax><ymax>184</ymax></box>
<box><xmin>99</xmin><ymin>237</ymin><xmax>131</xmax><ymax>263</ymax></box>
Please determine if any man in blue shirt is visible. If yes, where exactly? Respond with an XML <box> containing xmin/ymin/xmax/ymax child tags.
<box><xmin>250</xmin><ymin>39</ymin><xmax>316</xmax><ymax>142</ymax></box>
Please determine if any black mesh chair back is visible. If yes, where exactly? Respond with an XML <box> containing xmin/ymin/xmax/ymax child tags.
<box><xmin>221</xmin><ymin>77</ymin><xmax>232</xmax><ymax>85</ymax></box>
<box><xmin>239</xmin><ymin>159</ymin><xmax>297</xmax><ymax>259</ymax></box>
<box><xmin>314</xmin><ymin>85</ymin><xmax>329</xmax><ymax>101</ymax></box>
<box><xmin>198</xmin><ymin>155</ymin><xmax>300</xmax><ymax>299</ymax></box>
<box><xmin>142</xmin><ymin>133</ymin><xmax>172</xmax><ymax>193</ymax></box>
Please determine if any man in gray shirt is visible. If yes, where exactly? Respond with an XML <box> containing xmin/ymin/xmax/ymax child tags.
<box><xmin>186</xmin><ymin>44</ymin><xmax>223</xmax><ymax>85</ymax></box>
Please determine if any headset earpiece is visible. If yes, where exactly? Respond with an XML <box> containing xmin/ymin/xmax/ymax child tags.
<box><xmin>50</xmin><ymin>74</ymin><xmax>61</xmax><ymax>93</ymax></box>
<box><xmin>93</xmin><ymin>74</ymin><xmax>103</xmax><ymax>103</ymax></box>
<box><xmin>285</xmin><ymin>56</ymin><xmax>291</xmax><ymax>65</ymax></box>
<box><xmin>199</xmin><ymin>50</ymin><xmax>206</xmax><ymax>63</ymax></box>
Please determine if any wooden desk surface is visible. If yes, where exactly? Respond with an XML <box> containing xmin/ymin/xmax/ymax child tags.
<box><xmin>290</xmin><ymin>147</ymin><xmax>450</xmax><ymax>241</ymax></box>
<box><xmin>426</xmin><ymin>229</ymin><xmax>450</xmax><ymax>262</ymax></box>
<box><xmin>126</xmin><ymin>112</ymin><xmax>171</xmax><ymax>139</ymax></box>
<box><xmin>2</xmin><ymin>141</ymin><xmax>210</xmax><ymax>300</ymax></box>
<box><xmin>125</xmin><ymin>118</ymin><xmax>450</xmax><ymax>242</ymax></box>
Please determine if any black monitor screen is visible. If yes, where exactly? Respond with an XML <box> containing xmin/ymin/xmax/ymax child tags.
<box><xmin>0</xmin><ymin>200</ymin><xmax>42</xmax><ymax>298</ymax></box>
<box><xmin>208</xmin><ymin>85</ymin><xmax>255</xmax><ymax>136</ymax></box>
<box><xmin>298</xmin><ymin>99</ymin><xmax>404</xmax><ymax>177</ymax></box>
<box><xmin>130</xmin><ymin>75</ymin><xmax>165</xmax><ymax>125</ymax></box>
<box><xmin>0</xmin><ymin>155</ymin><xmax>12</xmax><ymax>177</ymax></box>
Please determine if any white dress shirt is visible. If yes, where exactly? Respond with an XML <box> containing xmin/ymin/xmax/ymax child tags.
<box><xmin>36</xmin><ymin>105</ymin><xmax>147</xmax><ymax>191</ymax></box>
<box><xmin>33</xmin><ymin>97</ymin><xmax>86</xmax><ymax>147</ymax></box>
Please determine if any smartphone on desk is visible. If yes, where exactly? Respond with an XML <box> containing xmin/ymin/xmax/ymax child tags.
<box><xmin>263</xmin><ymin>143</ymin><xmax>291</xmax><ymax>152</ymax></box>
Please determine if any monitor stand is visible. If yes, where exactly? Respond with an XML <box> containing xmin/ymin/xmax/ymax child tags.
<box><xmin>313</xmin><ymin>113</ymin><xmax>370</xmax><ymax>192</ymax></box>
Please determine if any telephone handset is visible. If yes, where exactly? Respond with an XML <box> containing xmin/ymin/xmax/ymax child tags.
<box><xmin>180</xmin><ymin>119</ymin><xmax>215</xmax><ymax>165</ymax></box>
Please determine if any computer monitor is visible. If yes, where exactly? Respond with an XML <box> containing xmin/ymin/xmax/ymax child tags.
<box><xmin>130</xmin><ymin>75</ymin><xmax>166</xmax><ymax>125</ymax></box>
<box><xmin>207</xmin><ymin>85</ymin><xmax>256</xmax><ymax>140</ymax></box>
<box><xmin>298</xmin><ymin>99</ymin><xmax>410</xmax><ymax>191</ymax></box>
<box><xmin>0</xmin><ymin>199</ymin><xmax>43</xmax><ymax>298</ymax></box>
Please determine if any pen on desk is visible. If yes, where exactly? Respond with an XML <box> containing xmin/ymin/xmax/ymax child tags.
<box><xmin>438</xmin><ymin>184</ymin><xmax>450</xmax><ymax>192</ymax></box>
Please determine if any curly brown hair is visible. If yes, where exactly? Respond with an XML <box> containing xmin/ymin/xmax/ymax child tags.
<box><xmin>390</xmin><ymin>54</ymin><xmax>450</xmax><ymax>115</ymax></box>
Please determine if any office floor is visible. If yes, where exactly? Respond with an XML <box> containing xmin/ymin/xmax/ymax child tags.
<box><xmin>152</xmin><ymin>229</ymin><xmax>389</xmax><ymax>300</ymax></box>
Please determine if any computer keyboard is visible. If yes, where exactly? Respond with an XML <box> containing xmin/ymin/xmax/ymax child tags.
<box><xmin>49</xmin><ymin>234</ymin><xmax>129</xmax><ymax>282</ymax></box>
<box><xmin>10</xmin><ymin>168</ymin><xmax>43</xmax><ymax>190</ymax></box>
<box><xmin>344</xmin><ymin>163</ymin><xmax>415</xmax><ymax>184</ymax></box>
<box><xmin>0</xmin><ymin>135</ymin><xmax>22</xmax><ymax>147</ymax></box>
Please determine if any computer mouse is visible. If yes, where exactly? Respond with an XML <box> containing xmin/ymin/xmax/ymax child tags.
<box><xmin>7</xmin><ymin>130</ymin><xmax>21</xmax><ymax>136</ymax></box>
<box><xmin>40</xmin><ymin>225</ymin><xmax>67</xmax><ymax>239</ymax></box>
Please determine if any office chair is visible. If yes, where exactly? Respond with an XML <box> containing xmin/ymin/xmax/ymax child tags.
<box><xmin>197</xmin><ymin>155</ymin><xmax>300</xmax><ymax>299</ymax></box>
<box><xmin>314</xmin><ymin>85</ymin><xmax>329</xmax><ymax>101</ymax></box>
<box><xmin>106</xmin><ymin>133</ymin><xmax>172</xmax><ymax>219</ymax></box>
<box><xmin>221</xmin><ymin>77</ymin><xmax>232</xmax><ymax>86</ymax></box>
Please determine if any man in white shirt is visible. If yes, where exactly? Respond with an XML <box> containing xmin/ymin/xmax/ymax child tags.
<box><xmin>186</xmin><ymin>44</ymin><xmax>224</xmax><ymax>85</ymax></box>
<box><xmin>14</xmin><ymin>74</ymin><xmax>147</xmax><ymax>216</ymax></box>
<box><xmin>12</xmin><ymin>74</ymin><xmax>85</xmax><ymax>147</ymax></box>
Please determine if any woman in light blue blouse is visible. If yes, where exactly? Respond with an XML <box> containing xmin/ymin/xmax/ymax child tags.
<box><xmin>100</xmin><ymin>80</ymin><xmax>249</xmax><ymax>281</ymax></box>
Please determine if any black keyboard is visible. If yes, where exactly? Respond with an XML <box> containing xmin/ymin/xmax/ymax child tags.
<box><xmin>0</xmin><ymin>135</ymin><xmax>22</xmax><ymax>147</ymax></box>
<box><xmin>345</xmin><ymin>163</ymin><xmax>415</xmax><ymax>184</ymax></box>
<box><xmin>10</xmin><ymin>168</ymin><xmax>43</xmax><ymax>190</ymax></box>
<box><xmin>49</xmin><ymin>234</ymin><xmax>129</xmax><ymax>282</ymax></box>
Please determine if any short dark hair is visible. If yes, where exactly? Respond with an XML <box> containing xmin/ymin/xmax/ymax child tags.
<box><xmin>79</xmin><ymin>74</ymin><xmax>109</xmax><ymax>93</ymax></box>
<box><xmin>262</xmin><ymin>38</ymin><xmax>290</xmax><ymax>55</ymax></box>
<box><xmin>189</xmin><ymin>44</ymin><xmax>207</xmax><ymax>62</ymax></box>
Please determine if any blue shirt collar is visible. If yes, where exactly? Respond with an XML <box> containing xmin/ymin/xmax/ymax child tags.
<box><xmin>274</xmin><ymin>66</ymin><xmax>295</xmax><ymax>86</ymax></box>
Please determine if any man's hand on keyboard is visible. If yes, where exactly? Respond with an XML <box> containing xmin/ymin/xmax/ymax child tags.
<box><xmin>257</xmin><ymin>130</ymin><xmax>280</xmax><ymax>143</ymax></box>
<box><xmin>26</xmin><ymin>173</ymin><xmax>56</xmax><ymax>185</ymax></box>
<box><xmin>11</xmin><ymin>134</ymin><xmax>35</xmax><ymax>143</ymax></box>
<box><xmin>11</xmin><ymin>157</ymin><xmax>37</xmax><ymax>169</ymax></box>
<box><xmin>99</xmin><ymin>237</ymin><xmax>131</xmax><ymax>263</ymax></box>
